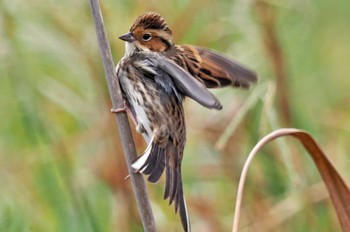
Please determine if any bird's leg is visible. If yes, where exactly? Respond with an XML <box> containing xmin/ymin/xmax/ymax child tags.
<box><xmin>111</xmin><ymin>100</ymin><xmax>138</xmax><ymax>126</ymax></box>
<box><xmin>111</xmin><ymin>99</ymin><xmax>128</xmax><ymax>113</ymax></box>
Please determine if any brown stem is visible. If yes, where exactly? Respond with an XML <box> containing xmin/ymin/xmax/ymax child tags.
<box><xmin>232</xmin><ymin>128</ymin><xmax>350</xmax><ymax>232</ymax></box>
<box><xmin>255</xmin><ymin>0</ymin><xmax>291</xmax><ymax>126</ymax></box>
<box><xmin>88</xmin><ymin>1</ymin><xmax>156</xmax><ymax>231</ymax></box>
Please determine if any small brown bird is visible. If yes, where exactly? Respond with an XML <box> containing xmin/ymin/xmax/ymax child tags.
<box><xmin>115</xmin><ymin>12</ymin><xmax>257</xmax><ymax>231</ymax></box>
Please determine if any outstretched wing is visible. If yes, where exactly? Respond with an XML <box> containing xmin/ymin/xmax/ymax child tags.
<box><xmin>177</xmin><ymin>44</ymin><xmax>258</xmax><ymax>88</ymax></box>
<box><xmin>134</xmin><ymin>52</ymin><xmax>222</xmax><ymax>110</ymax></box>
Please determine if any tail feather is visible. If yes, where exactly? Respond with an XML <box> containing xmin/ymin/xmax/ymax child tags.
<box><xmin>169</xmin><ymin>168</ymin><xmax>190</xmax><ymax>232</ymax></box>
<box><xmin>163</xmin><ymin>153</ymin><xmax>179</xmax><ymax>206</ymax></box>
<box><xmin>169</xmin><ymin>170</ymin><xmax>179</xmax><ymax>205</ymax></box>
<box><xmin>174</xmin><ymin>177</ymin><xmax>181</xmax><ymax>213</ymax></box>
<box><xmin>177</xmin><ymin>181</ymin><xmax>190</xmax><ymax>232</ymax></box>
<box><xmin>148</xmin><ymin>147</ymin><xmax>166</xmax><ymax>182</ymax></box>
<box><xmin>164</xmin><ymin>157</ymin><xmax>171</xmax><ymax>199</ymax></box>
<box><xmin>131</xmin><ymin>141</ymin><xmax>191</xmax><ymax>232</ymax></box>
<box><xmin>142</xmin><ymin>145</ymin><xmax>160</xmax><ymax>175</ymax></box>
<box><xmin>164</xmin><ymin>156</ymin><xmax>190</xmax><ymax>231</ymax></box>
<box><xmin>131</xmin><ymin>139</ymin><xmax>153</xmax><ymax>172</ymax></box>
<box><xmin>132</xmin><ymin>139</ymin><xmax>166</xmax><ymax>184</ymax></box>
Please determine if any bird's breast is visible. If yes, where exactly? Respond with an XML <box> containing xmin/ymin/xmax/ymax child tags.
<box><xmin>117</xmin><ymin>57</ymin><xmax>185</xmax><ymax>145</ymax></box>
<box><xmin>118</xmin><ymin>68</ymin><xmax>153</xmax><ymax>142</ymax></box>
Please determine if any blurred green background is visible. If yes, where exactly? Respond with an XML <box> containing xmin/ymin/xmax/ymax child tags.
<box><xmin>1</xmin><ymin>0</ymin><xmax>349</xmax><ymax>231</ymax></box>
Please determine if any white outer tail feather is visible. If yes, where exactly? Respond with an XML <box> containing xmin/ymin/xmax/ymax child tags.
<box><xmin>131</xmin><ymin>136</ymin><xmax>154</xmax><ymax>173</ymax></box>
<box><xmin>183</xmin><ymin>195</ymin><xmax>191</xmax><ymax>232</ymax></box>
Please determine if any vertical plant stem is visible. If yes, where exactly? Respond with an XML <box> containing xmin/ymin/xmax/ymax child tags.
<box><xmin>255</xmin><ymin>0</ymin><xmax>291</xmax><ymax>126</ymax></box>
<box><xmin>89</xmin><ymin>1</ymin><xmax>156</xmax><ymax>231</ymax></box>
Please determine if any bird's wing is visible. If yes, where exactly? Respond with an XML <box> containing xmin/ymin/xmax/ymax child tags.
<box><xmin>177</xmin><ymin>44</ymin><xmax>258</xmax><ymax>88</ymax></box>
<box><xmin>134</xmin><ymin>52</ymin><xmax>222</xmax><ymax>110</ymax></box>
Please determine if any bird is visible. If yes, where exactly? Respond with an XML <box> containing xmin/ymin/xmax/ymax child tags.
<box><xmin>114</xmin><ymin>12</ymin><xmax>257</xmax><ymax>232</ymax></box>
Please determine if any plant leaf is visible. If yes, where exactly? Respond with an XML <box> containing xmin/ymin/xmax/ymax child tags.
<box><xmin>232</xmin><ymin>128</ymin><xmax>350</xmax><ymax>232</ymax></box>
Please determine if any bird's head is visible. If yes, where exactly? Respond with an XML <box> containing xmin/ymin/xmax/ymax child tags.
<box><xmin>119</xmin><ymin>12</ymin><xmax>174</xmax><ymax>55</ymax></box>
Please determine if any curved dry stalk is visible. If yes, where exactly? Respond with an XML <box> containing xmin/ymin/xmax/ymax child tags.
<box><xmin>232</xmin><ymin>128</ymin><xmax>350</xmax><ymax>232</ymax></box>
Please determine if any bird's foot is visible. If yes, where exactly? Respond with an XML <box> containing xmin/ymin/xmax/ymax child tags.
<box><xmin>111</xmin><ymin>102</ymin><xmax>138</xmax><ymax>126</ymax></box>
<box><xmin>111</xmin><ymin>105</ymin><xmax>126</xmax><ymax>113</ymax></box>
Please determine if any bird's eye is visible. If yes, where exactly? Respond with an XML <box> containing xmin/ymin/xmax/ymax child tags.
<box><xmin>142</xmin><ymin>33</ymin><xmax>152</xmax><ymax>41</ymax></box>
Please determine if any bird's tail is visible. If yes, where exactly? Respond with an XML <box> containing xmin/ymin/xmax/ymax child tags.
<box><xmin>131</xmin><ymin>137</ymin><xmax>166</xmax><ymax>182</ymax></box>
<box><xmin>164</xmin><ymin>159</ymin><xmax>190</xmax><ymax>232</ymax></box>
<box><xmin>131</xmin><ymin>139</ymin><xmax>191</xmax><ymax>232</ymax></box>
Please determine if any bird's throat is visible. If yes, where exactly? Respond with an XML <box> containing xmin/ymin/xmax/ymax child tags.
<box><xmin>125</xmin><ymin>42</ymin><xmax>138</xmax><ymax>57</ymax></box>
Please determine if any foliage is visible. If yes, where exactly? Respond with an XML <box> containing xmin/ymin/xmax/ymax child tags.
<box><xmin>1</xmin><ymin>0</ymin><xmax>349</xmax><ymax>231</ymax></box>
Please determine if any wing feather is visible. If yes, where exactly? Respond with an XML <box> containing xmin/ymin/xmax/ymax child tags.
<box><xmin>178</xmin><ymin>45</ymin><xmax>258</xmax><ymax>88</ymax></box>
<box><xmin>136</xmin><ymin>52</ymin><xmax>222</xmax><ymax>110</ymax></box>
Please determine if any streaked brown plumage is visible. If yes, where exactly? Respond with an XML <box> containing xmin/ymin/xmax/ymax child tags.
<box><xmin>116</xmin><ymin>12</ymin><xmax>257</xmax><ymax>231</ymax></box>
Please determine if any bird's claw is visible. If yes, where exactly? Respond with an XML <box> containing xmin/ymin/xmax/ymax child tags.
<box><xmin>111</xmin><ymin>106</ymin><xmax>126</xmax><ymax>113</ymax></box>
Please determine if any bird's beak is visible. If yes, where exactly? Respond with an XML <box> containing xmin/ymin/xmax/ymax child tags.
<box><xmin>118</xmin><ymin>32</ymin><xmax>136</xmax><ymax>42</ymax></box>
